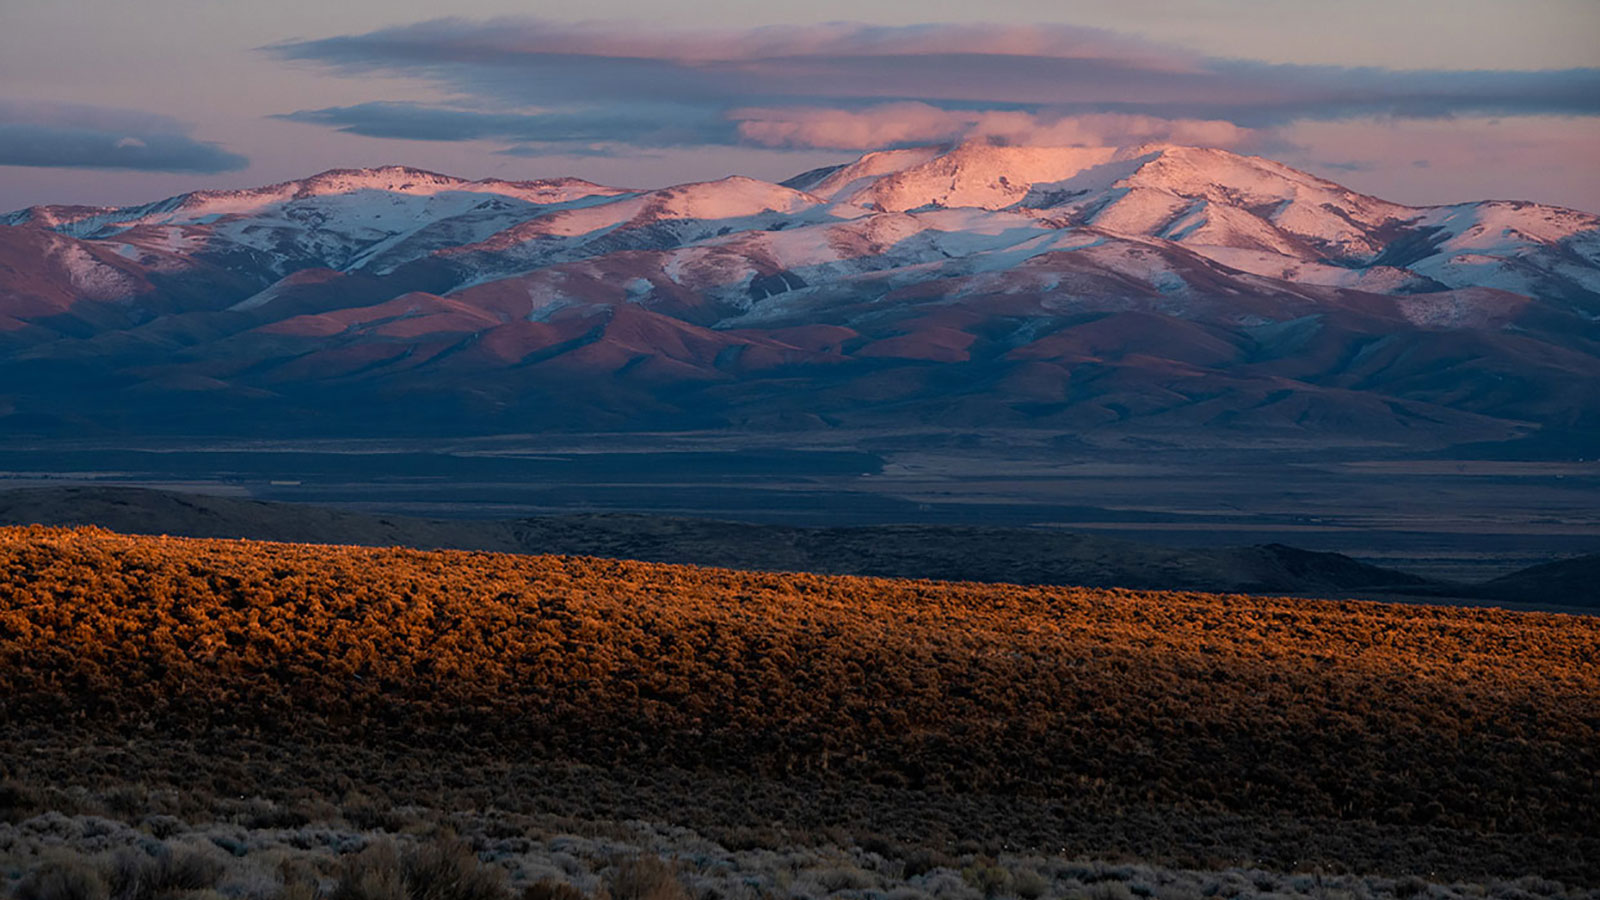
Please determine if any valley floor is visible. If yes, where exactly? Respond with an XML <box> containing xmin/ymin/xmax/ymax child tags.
<box><xmin>1</xmin><ymin>431</ymin><xmax>1596</xmax><ymax>584</ymax></box>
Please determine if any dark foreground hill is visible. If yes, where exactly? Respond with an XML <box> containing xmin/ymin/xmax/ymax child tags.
<box><xmin>4</xmin><ymin>484</ymin><xmax>1593</xmax><ymax>608</ymax></box>
<box><xmin>0</xmin><ymin>525</ymin><xmax>1596</xmax><ymax>887</ymax></box>
<box><xmin>0</xmin><ymin>485</ymin><xmax>1450</xmax><ymax>600</ymax></box>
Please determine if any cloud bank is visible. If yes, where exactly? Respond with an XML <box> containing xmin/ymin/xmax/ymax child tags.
<box><xmin>731</xmin><ymin>104</ymin><xmax>1259</xmax><ymax>151</ymax></box>
<box><xmin>277</xmin><ymin>101</ymin><xmax>736</xmax><ymax>151</ymax></box>
<box><xmin>268</xmin><ymin>18</ymin><xmax>1600</xmax><ymax>155</ymax></box>
<box><xmin>0</xmin><ymin>102</ymin><xmax>248</xmax><ymax>173</ymax></box>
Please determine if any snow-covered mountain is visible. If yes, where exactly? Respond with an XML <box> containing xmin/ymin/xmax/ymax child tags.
<box><xmin>1</xmin><ymin>166</ymin><xmax>627</xmax><ymax>279</ymax></box>
<box><xmin>2</xmin><ymin>143</ymin><xmax>1597</xmax><ymax>444</ymax></box>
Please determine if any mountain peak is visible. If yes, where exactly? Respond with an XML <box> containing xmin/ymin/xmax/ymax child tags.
<box><xmin>799</xmin><ymin>141</ymin><xmax>1353</xmax><ymax>216</ymax></box>
<box><xmin>1116</xmin><ymin>145</ymin><xmax>1392</xmax><ymax>206</ymax></box>
<box><xmin>293</xmin><ymin>165</ymin><xmax>464</xmax><ymax>196</ymax></box>
<box><xmin>637</xmin><ymin>175</ymin><xmax>820</xmax><ymax>219</ymax></box>
<box><xmin>793</xmin><ymin>141</ymin><xmax>1413</xmax><ymax>219</ymax></box>
<box><xmin>816</xmin><ymin>142</ymin><xmax>1123</xmax><ymax>212</ymax></box>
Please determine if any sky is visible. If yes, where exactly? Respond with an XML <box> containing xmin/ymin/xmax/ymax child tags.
<box><xmin>1</xmin><ymin>0</ymin><xmax>1597</xmax><ymax>212</ymax></box>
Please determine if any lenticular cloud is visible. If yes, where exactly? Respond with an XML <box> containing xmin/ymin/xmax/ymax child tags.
<box><xmin>269</xmin><ymin>17</ymin><xmax>1600</xmax><ymax>156</ymax></box>
<box><xmin>0</xmin><ymin>101</ymin><xmax>248</xmax><ymax>173</ymax></box>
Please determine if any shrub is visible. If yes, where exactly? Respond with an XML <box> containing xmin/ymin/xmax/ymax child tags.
<box><xmin>855</xmin><ymin>834</ymin><xmax>901</xmax><ymax>861</ymax></box>
<box><xmin>105</xmin><ymin>846</ymin><xmax>225</xmax><ymax>900</ymax></box>
<box><xmin>524</xmin><ymin>880</ymin><xmax>591</xmax><ymax>900</ymax></box>
<box><xmin>961</xmin><ymin>864</ymin><xmax>1011</xmax><ymax>899</ymax></box>
<box><xmin>404</xmin><ymin>836</ymin><xmax>511</xmax><ymax>900</ymax></box>
<box><xmin>274</xmin><ymin>855</ymin><xmax>326</xmax><ymax>900</ymax></box>
<box><xmin>903</xmin><ymin>851</ymin><xmax>956</xmax><ymax>880</ymax></box>
<box><xmin>140</xmin><ymin>815</ymin><xmax>186</xmax><ymax>840</ymax></box>
<box><xmin>0</xmin><ymin>779</ymin><xmax>43</xmax><ymax>824</ymax></box>
<box><xmin>808</xmin><ymin>866</ymin><xmax>875</xmax><ymax>892</ymax></box>
<box><xmin>610</xmin><ymin>856</ymin><xmax>689</xmax><ymax>900</ymax></box>
<box><xmin>330</xmin><ymin>835</ymin><xmax>510</xmax><ymax>900</ymax></box>
<box><xmin>1011</xmin><ymin>869</ymin><xmax>1049</xmax><ymax>900</ymax></box>
<box><xmin>15</xmin><ymin>859</ymin><xmax>107</xmax><ymax>900</ymax></box>
<box><xmin>330</xmin><ymin>841</ymin><xmax>405</xmax><ymax>900</ymax></box>
<box><xmin>1393</xmin><ymin>876</ymin><xmax>1429</xmax><ymax>898</ymax></box>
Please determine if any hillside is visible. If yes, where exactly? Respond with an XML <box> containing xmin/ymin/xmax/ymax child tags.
<box><xmin>1473</xmin><ymin>552</ymin><xmax>1600</xmax><ymax>604</ymax></box>
<box><xmin>2</xmin><ymin>143</ymin><xmax>1597</xmax><ymax>445</ymax></box>
<box><xmin>2</xmin><ymin>525</ymin><xmax>1596</xmax><ymax>885</ymax></box>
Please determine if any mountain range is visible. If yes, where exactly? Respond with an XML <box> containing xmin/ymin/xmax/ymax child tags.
<box><xmin>3</xmin><ymin>142</ymin><xmax>1598</xmax><ymax>444</ymax></box>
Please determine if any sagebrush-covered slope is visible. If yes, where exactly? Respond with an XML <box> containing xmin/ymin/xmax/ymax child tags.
<box><xmin>2</xmin><ymin>525</ymin><xmax>1595</xmax><ymax>878</ymax></box>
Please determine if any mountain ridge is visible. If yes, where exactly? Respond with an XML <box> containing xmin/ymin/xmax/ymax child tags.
<box><xmin>2</xmin><ymin>141</ymin><xmax>1597</xmax><ymax>443</ymax></box>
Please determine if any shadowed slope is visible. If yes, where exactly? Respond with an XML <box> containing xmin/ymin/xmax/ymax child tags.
<box><xmin>0</xmin><ymin>486</ymin><xmax>1446</xmax><ymax>601</ymax></box>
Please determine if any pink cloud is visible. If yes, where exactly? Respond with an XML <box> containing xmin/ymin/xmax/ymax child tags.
<box><xmin>733</xmin><ymin>103</ymin><xmax>1257</xmax><ymax>151</ymax></box>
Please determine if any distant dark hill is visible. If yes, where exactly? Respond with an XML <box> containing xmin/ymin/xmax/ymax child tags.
<box><xmin>1469</xmin><ymin>553</ymin><xmax>1600</xmax><ymax>606</ymax></box>
<box><xmin>0</xmin><ymin>485</ymin><xmax>519</xmax><ymax>551</ymax></box>
<box><xmin>1240</xmin><ymin>543</ymin><xmax>1438</xmax><ymax>593</ymax></box>
<box><xmin>0</xmin><ymin>485</ymin><xmax>1453</xmax><ymax>602</ymax></box>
